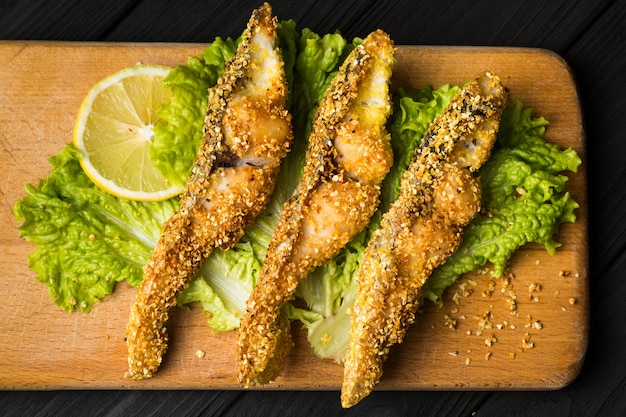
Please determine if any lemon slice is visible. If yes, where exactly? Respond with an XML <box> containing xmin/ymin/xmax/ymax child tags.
<box><xmin>73</xmin><ymin>64</ymin><xmax>183</xmax><ymax>201</ymax></box>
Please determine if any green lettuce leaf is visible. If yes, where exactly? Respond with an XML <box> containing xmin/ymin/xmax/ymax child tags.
<box><xmin>291</xmin><ymin>28</ymin><xmax>355</xmax><ymax>140</ymax></box>
<box><xmin>177</xmin><ymin>242</ymin><xmax>262</xmax><ymax>331</ymax></box>
<box><xmin>382</xmin><ymin>84</ymin><xmax>460</xmax><ymax>209</ymax></box>
<box><xmin>288</xmin><ymin>229</ymin><xmax>366</xmax><ymax>362</ymax></box>
<box><xmin>13</xmin><ymin>145</ymin><xmax>178</xmax><ymax>312</ymax></box>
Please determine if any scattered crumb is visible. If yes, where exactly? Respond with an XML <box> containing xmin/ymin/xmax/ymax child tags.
<box><xmin>437</xmin><ymin>266</ymin><xmax>558</xmax><ymax>365</ymax></box>
<box><xmin>522</xmin><ymin>333</ymin><xmax>534</xmax><ymax>349</ymax></box>
<box><xmin>196</xmin><ymin>350</ymin><xmax>206</xmax><ymax>359</ymax></box>
<box><xmin>453</xmin><ymin>292</ymin><xmax>461</xmax><ymax>305</ymax></box>
<box><xmin>444</xmin><ymin>314</ymin><xmax>457</xmax><ymax>330</ymax></box>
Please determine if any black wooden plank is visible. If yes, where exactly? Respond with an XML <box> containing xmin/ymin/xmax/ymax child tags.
<box><xmin>565</xmin><ymin>0</ymin><xmax>626</xmax><ymax>272</ymax></box>
<box><xmin>0</xmin><ymin>390</ymin><xmax>245</xmax><ymax>417</ymax></box>
<box><xmin>106</xmin><ymin>0</ymin><xmax>611</xmax><ymax>55</ymax></box>
<box><xmin>208</xmin><ymin>390</ymin><xmax>489</xmax><ymax>417</ymax></box>
<box><xmin>0</xmin><ymin>0</ymin><xmax>140</xmax><ymax>41</ymax></box>
<box><xmin>1</xmin><ymin>0</ymin><xmax>626</xmax><ymax>416</ymax></box>
<box><xmin>1</xmin><ymin>0</ymin><xmax>611</xmax><ymax>50</ymax></box>
<box><xmin>0</xmin><ymin>389</ymin><xmax>494</xmax><ymax>417</ymax></box>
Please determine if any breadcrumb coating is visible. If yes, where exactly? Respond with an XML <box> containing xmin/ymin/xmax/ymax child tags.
<box><xmin>125</xmin><ymin>3</ymin><xmax>292</xmax><ymax>380</ymax></box>
<box><xmin>341</xmin><ymin>71</ymin><xmax>507</xmax><ymax>407</ymax></box>
<box><xmin>236</xmin><ymin>30</ymin><xmax>396</xmax><ymax>387</ymax></box>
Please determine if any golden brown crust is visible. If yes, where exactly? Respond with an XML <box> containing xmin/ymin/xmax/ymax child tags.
<box><xmin>236</xmin><ymin>30</ymin><xmax>396</xmax><ymax>387</ymax></box>
<box><xmin>341</xmin><ymin>72</ymin><xmax>507</xmax><ymax>408</ymax></box>
<box><xmin>125</xmin><ymin>2</ymin><xmax>292</xmax><ymax>380</ymax></box>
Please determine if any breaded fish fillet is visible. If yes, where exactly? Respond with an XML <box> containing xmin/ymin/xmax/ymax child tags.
<box><xmin>125</xmin><ymin>3</ymin><xmax>293</xmax><ymax>380</ymax></box>
<box><xmin>236</xmin><ymin>30</ymin><xmax>396</xmax><ymax>387</ymax></box>
<box><xmin>341</xmin><ymin>72</ymin><xmax>507</xmax><ymax>407</ymax></box>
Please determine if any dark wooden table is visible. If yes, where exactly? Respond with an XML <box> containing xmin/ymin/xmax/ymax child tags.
<box><xmin>1</xmin><ymin>1</ymin><xmax>624</xmax><ymax>416</ymax></box>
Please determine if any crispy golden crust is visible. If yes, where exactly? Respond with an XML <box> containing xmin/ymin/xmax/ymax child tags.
<box><xmin>341</xmin><ymin>72</ymin><xmax>507</xmax><ymax>408</ymax></box>
<box><xmin>236</xmin><ymin>30</ymin><xmax>396</xmax><ymax>387</ymax></box>
<box><xmin>125</xmin><ymin>3</ymin><xmax>292</xmax><ymax>380</ymax></box>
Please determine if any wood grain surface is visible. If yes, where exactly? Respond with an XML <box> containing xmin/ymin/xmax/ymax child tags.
<box><xmin>0</xmin><ymin>42</ymin><xmax>587</xmax><ymax>390</ymax></box>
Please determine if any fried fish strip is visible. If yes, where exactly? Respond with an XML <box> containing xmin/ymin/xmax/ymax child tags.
<box><xmin>125</xmin><ymin>3</ymin><xmax>293</xmax><ymax>380</ymax></box>
<box><xmin>236</xmin><ymin>30</ymin><xmax>396</xmax><ymax>387</ymax></box>
<box><xmin>341</xmin><ymin>72</ymin><xmax>507</xmax><ymax>407</ymax></box>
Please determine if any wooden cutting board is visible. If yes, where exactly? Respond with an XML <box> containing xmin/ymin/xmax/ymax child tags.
<box><xmin>0</xmin><ymin>42</ymin><xmax>587</xmax><ymax>390</ymax></box>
